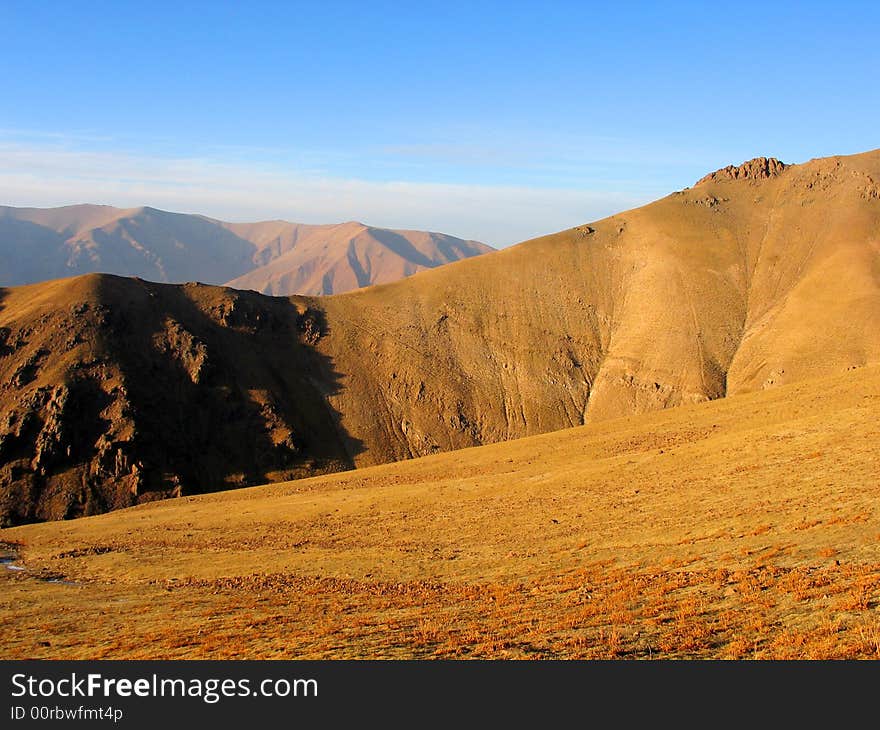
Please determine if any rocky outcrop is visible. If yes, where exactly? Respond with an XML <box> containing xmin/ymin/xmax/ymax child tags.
<box><xmin>695</xmin><ymin>157</ymin><xmax>788</xmax><ymax>186</ymax></box>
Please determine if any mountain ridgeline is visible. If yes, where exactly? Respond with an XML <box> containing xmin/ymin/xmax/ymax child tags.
<box><xmin>0</xmin><ymin>206</ymin><xmax>492</xmax><ymax>295</ymax></box>
<box><xmin>1</xmin><ymin>150</ymin><xmax>879</xmax><ymax>524</ymax></box>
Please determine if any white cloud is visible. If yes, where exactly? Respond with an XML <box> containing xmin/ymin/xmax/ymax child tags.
<box><xmin>0</xmin><ymin>142</ymin><xmax>653</xmax><ymax>247</ymax></box>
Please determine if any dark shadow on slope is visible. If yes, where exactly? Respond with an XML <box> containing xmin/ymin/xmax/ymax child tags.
<box><xmin>0</xmin><ymin>219</ymin><xmax>69</xmax><ymax>286</ymax></box>
<box><xmin>0</xmin><ymin>304</ymin><xmax>10</xmax><ymax>364</ymax></box>
<box><xmin>426</xmin><ymin>234</ymin><xmax>487</xmax><ymax>263</ymax></box>
<box><xmin>345</xmin><ymin>241</ymin><xmax>372</xmax><ymax>289</ymax></box>
<box><xmin>94</xmin><ymin>275</ymin><xmax>363</xmax><ymax>500</ymax></box>
<box><xmin>0</xmin><ymin>288</ymin><xmax>8</xmax><ymax>348</ymax></box>
<box><xmin>363</xmin><ymin>228</ymin><xmax>439</xmax><ymax>268</ymax></box>
<box><xmin>87</xmin><ymin>209</ymin><xmax>258</xmax><ymax>284</ymax></box>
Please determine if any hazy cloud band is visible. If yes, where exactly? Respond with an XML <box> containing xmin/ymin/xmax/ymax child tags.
<box><xmin>0</xmin><ymin>142</ymin><xmax>652</xmax><ymax>247</ymax></box>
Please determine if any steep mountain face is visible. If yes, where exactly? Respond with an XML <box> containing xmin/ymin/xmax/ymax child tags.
<box><xmin>0</xmin><ymin>206</ymin><xmax>491</xmax><ymax>294</ymax></box>
<box><xmin>1</xmin><ymin>149</ymin><xmax>878</xmax><ymax>524</ymax></box>
<box><xmin>312</xmin><ymin>150</ymin><xmax>880</xmax><ymax>464</ymax></box>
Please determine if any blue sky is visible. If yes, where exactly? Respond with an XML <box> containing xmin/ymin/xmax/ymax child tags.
<box><xmin>1</xmin><ymin>1</ymin><xmax>878</xmax><ymax>246</ymax></box>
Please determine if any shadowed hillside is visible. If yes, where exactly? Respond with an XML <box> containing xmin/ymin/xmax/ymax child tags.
<box><xmin>0</xmin><ymin>275</ymin><xmax>358</xmax><ymax>525</ymax></box>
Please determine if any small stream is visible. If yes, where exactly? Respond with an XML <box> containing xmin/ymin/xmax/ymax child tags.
<box><xmin>0</xmin><ymin>544</ymin><xmax>79</xmax><ymax>586</ymax></box>
<box><xmin>0</xmin><ymin>546</ymin><xmax>24</xmax><ymax>571</ymax></box>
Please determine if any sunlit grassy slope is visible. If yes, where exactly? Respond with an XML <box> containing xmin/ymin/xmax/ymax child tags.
<box><xmin>2</xmin><ymin>363</ymin><xmax>879</xmax><ymax>658</ymax></box>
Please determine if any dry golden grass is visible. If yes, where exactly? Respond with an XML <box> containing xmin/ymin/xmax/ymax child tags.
<box><xmin>2</xmin><ymin>363</ymin><xmax>879</xmax><ymax>659</ymax></box>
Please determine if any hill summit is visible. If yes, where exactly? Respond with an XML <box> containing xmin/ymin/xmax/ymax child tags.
<box><xmin>695</xmin><ymin>156</ymin><xmax>788</xmax><ymax>185</ymax></box>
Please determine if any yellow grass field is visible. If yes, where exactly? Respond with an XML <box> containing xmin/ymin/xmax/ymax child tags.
<box><xmin>2</xmin><ymin>363</ymin><xmax>879</xmax><ymax>659</ymax></box>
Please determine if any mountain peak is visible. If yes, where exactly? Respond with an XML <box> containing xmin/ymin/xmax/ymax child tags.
<box><xmin>696</xmin><ymin>157</ymin><xmax>788</xmax><ymax>186</ymax></box>
<box><xmin>0</xmin><ymin>206</ymin><xmax>489</xmax><ymax>293</ymax></box>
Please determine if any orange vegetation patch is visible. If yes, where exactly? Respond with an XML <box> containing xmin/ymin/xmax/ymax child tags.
<box><xmin>4</xmin><ymin>560</ymin><xmax>879</xmax><ymax>660</ymax></box>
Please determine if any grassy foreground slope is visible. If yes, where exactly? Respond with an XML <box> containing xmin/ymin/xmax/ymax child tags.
<box><xmin>2</xmin><ymin>364</ymin><xmax>878</xmax><ymax>659</ymax></box>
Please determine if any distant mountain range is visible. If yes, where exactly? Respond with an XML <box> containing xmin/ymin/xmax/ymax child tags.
<box><xmin>0</xmin><ymin>204</ymin><xmax>492</xmax><ymax>294</ymax></box>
